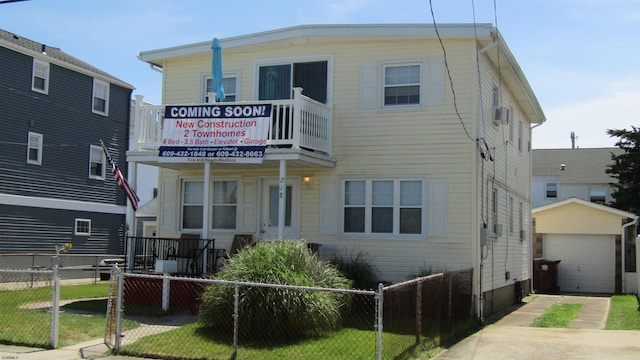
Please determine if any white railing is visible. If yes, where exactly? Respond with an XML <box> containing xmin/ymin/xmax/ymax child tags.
<box><xmin>131</xmin><ymin>88</ymin><xmax>332</xmax><ymax>156</ymax></box>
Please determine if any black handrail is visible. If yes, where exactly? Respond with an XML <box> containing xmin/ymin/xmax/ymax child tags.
<box><xmin>125</xmin><ymin>236</ymin><xmax>218</xmax><ymax>276</ymax></box>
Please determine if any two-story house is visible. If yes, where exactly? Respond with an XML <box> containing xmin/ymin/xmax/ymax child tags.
<box><xmin>0</xmin><ymin>29</ymin><xmax>134</xmax><ymax>255</ymax></box>
<box><xmin>129</xmin><ymin>24</ymin><xmax>545</xmax><ymax>318</ymax></box>
<box><xmin>531</xmin><ymin>147</ymin><xmax>637</xmax><ymax>294</ymax></box>
<box><xmin>532</xmin><ymin>147</ymin><xmax>622</xmax><ymax>208</ymax></box>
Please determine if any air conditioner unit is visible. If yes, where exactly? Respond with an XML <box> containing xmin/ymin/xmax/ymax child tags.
<box><xmin>519</xmin><ymin>229</ymin><xmax>526</xmax><ymax>241</ymax></box>
<box><xmin>493</xmin><ymin>223</ymin><xmax>503</xmax><ymax>237</ymax></box>
<box><xmin>493</xmin><ymin>107</ymin><xmax>509</xmax><ymax>125</ymax></box>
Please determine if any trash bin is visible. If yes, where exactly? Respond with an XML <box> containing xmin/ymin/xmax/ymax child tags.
<box><xmin>533</xmin><ymin>258</ymin><xmax>561</xmax><ymax>293</ymax></box>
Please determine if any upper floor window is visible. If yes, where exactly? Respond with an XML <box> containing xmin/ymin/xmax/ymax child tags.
<box><xmin>341</xmin><ymin>178</ymin><xmax>425</xmax><ymax>237</ymax></box>
<box><xmin>257</xmin><ymin>60</ymin><xmax>328</xmax><ymax>104</ymax></box>
<box><xmin>92</xmin><ymin>79</ymin><xmax>109</xmax><ymax>115</ymax></box>
<box><xmin>383</xmin><ymin>63</ymin><xmax>421</xmax><ymax>107</ymax></box>
<box><xmin>203</xmin><ymin>74</ymin><xmax>238</xmax><ymax>102</ymax></box>
<box><xmin>590</xmin><ymin>188</ymin><xmax>606</xmax><ymax>203</ymax></box>
<box><xmin>518</xmin><ymin>120</ymin><xmax>523</xmax><ymax>152</ymax></box>
<box><xmin>509</xmin><ymin>196</ymin><xmax>514</xmax><ymax>233</ymax></box>
<box><xmin>27</xmin><ymin>132</ymin><xmax>43</xmax><ymax>165</ymax></box>
<box><xmin>32</xmin><ymin>59</ymin><xmax>49</xmax><ymax>94</ymax></box>
<box><xmin>545</xmin><ymin>183</ymin><xmax>557</xmax><ymax>199</ymax></box>
<box><xmin>212</xmin><ymin>180</ymin><xmax>237</xmax><ymax>229</ymax></box>
<box><xmin>89</xmin><ymin>145</ymin><xmax>105</xmax><ymax>179</ymax></box>
<box><xmin>75</xmin><ymin>218</ymin><xmax>91</xmax><ymax>236</ymax></box>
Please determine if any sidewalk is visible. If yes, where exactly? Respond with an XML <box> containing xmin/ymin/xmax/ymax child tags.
<box><xmin>434</xmin><ymin>294</ymin><xmax>640</xmax><ymax>360</ymax></box>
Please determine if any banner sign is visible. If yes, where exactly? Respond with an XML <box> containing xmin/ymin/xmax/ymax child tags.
<box><xmin>159</xmin><ymin>104</ymin><xmax>272</xmax><ymax>163</ymax></box>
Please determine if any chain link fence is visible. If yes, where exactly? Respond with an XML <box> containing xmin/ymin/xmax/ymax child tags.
<box><xmin>111</xmin><ymin>269</ymin><xmax>473</xmax><ymax>359</ymax></box>
<box><xmin>0</xmin><ymin>268</ymin><xmax>58</xmax><ymax>348</ymax></box>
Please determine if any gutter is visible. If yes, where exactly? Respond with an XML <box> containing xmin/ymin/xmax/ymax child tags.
<box><xmin>474</xmin><ymin>33</ymin><xmax>497</xmax><ymax>322</ymax></box>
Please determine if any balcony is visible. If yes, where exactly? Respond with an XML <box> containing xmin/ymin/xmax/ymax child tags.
<box><xmin>129</xmin><ymin>88</ymin><xmax>334</xmax><ymax>169</ymax></box>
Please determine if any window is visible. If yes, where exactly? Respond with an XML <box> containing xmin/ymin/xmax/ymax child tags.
<box><xmin>203</xmin><ymin>74</ymin><xmax>238</xmax><ymax>102</ymax></box>
<box><xmin>545</xmin><ymin>183</ymin><xmax>557</xmax><ymax>199</ymax></box>
<box><xmin>92</xmin><ymin>79</ymin><xmax>109</xmax><ymax>115</ymax></box>
<box><xmin>89</xmin><ymin>145</ymin><xmax>105</xmax><ymax>179</ymax></box>
<box><xmin>212</xmin><ymin>181</ymin><xmax>237</xmax><ymax>229</ymax></box>
<box><xmin>509</xmin><ymin>196</ymin><xmax>514</xmax><ymax>233</ymax></box>
<box><xmin>492</xmin><ymin>85</ymin><xmax>500</xmax><ymax>107</ymax></box>
<box><xmin>75</xmin><ymin>218</ymin><xmax>91</xmax><ymax>235</ymax></box>
<box><xmin>32</xmin><ymin>59</ymin><xmax>49</xmax><ymax>94</ymax></box>
<box><xmin>182</xmin><ymin>181</ymin><xmax>204</xmax><ymax>229</ymax></box>
<box><xmin>27</xmin><ymin>132</ymin><xmax>43</xmax><ymax>165</ymax></box>
<box><xmin>258</xmin><ymin>60</ymin><xmax>328</xmax><ymax>104</ymax></box>
<box><xmin>341</xmin><ymin>178</ymin><xmax>425</xmax><ymax>237</ymax></box>
<box><xmin>519</xmin><ymin>201</ymin><xmax>524</xmax><ymax>236</ymax></box>
<box><xmin>518</xmin><ymin>120</ymin><xmax>523</xmax><ymax>152</ymax></box>
<box><xmin>509</xmin><ymin>111</ymin><xmax>514</xmax><ymax>143</ymax></box>
<box><xmin>590</xmin><ymin>188</ymin><xmax>606</xmax><ymax>203</ymax></box>
<box><xmin>492</xmin><ymin>189</ymin><xmax>498</xmax><ymax>226</ymax></box>
<box><xmin>383</xmin><ymin>63</ymin><xmax>421</xmax><ymax>107</ymax></box>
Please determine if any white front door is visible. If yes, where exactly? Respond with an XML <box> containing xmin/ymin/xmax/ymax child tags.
<box><xmin>260</xmin><ymin>178</ymin><xmax>299</xmax><ymax>240</ymax></box>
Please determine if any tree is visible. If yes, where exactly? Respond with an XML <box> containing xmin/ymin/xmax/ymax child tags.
<box><xmin>605</xmin><ymin>126</ymin><xmax>640</xmax><ymax>215</ymax></box>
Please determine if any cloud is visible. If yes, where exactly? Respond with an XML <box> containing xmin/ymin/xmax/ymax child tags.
<box><xmin>533</xmin><ymin>88</ymin><xmax>640</xmax><ymax>149</ymax></box>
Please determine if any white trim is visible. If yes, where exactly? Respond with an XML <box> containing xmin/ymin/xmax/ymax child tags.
<box><xmin>0</xmin><ymin>193</ymin><xmax>125</xmax><ymax>214</ymax></box>
<box><xmin>74</xmin><ymin>218</ymin><xmax>91</xmax><ymax>236</ymax></box>
<box><xmin>533</xmin><ymin>197</ymin><xmax>637</xmax><ymax>220</ymax></box>
<box><xmin>338</xmin><ymin>175</ymin><xmax>428</xmax><ymax>240</ymax></box>
<box><xmin>31</xmin><ymin>58</ymin><xmax>49</xmax><ymax>94</ymax></box>
<box><xmin>89</xmin><ymin>145</ymin><xmax>106</xmax><ymax>180</ymax></box>
<box><xmin>92</xmin><ymin>78</ymin><xmax>110</xmax><ymax>116</ymax></box>
<box><xmin>27</xmin><ymin>132</ymin><xmax>43</xmax><ymax>165</ymax></box>
<box><xmin>139</xmin><ymin>24</ymin><xmax>495</xmax><ymax>64</ymax></box>
<box><xmin>380</xmin><ymin>60</ymin><xmax>425</xmax><ymax>110</ymax></box>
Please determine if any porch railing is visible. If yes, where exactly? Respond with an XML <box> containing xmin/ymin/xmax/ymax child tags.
<box><xmin>124</xmin><ymin>236</ymin><xmax>221</xmax><ymax>277</ymax></box>
<box><xmin>132</xmin><ymin>88</ymin><xmax>332</xmax><ymax>155</ymax></box>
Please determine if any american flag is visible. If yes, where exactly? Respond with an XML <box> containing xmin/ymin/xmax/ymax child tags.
<box><xmin>101</xmin><ymin>141</ymin><xmax>139</xmax><ymax>211</ymax></box>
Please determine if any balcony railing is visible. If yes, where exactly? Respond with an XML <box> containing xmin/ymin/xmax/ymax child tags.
<box><xmin>124</xmin><ymin>236</ymin><xmax>222</xmax><ymax>277</ymax></box>
<box><xmin>132</xmin><ymin>88</ymin><xmax>332</xmax><ymax>156</ymax></box>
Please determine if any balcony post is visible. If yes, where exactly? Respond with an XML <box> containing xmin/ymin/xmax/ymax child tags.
<box><xmin>292</xmin><ymin>87</ymin><xmax>303</xmax><ymax>149</ymax></box>
<box><xmin>133</xmin><ymin>95</ymin><xmax>144</xmax><ymax>151</ymax></box>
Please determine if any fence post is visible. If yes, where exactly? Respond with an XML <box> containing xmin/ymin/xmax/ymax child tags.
<box><xmin>233</xmin><ymin>284</ymin><xmax>239</xmax><ymax>359</ymax></box>
<box><xmin>50</xmin><ymin>265</ymin><xmax>60</xmax><ymax>348</ymax></box>
<box><xmin>114</xmin><ymin>270</ymin><xmax>124</xmax><ymax>351</ymax></box>
<box><xmin>416</xmin><ymin>280</ymin><xmax>422</xmax><ymax>345</ymax></box>
<box><xmin>162</xmin><ymin>273</ymin><xmax>170</xmax><ymax>311</ymax></box>
<box><xmin>376</xmin><ymin>283</ymin><xmax>384</xmax><ymax>360</ymax></box>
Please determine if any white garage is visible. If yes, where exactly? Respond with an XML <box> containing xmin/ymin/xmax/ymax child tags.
<box><xmin>533</xmin><ymin>198</ymin><xmax>637</xmax><ymax>294</ymax></box>
<box><xmin>543</xmin><ymin>234</ymin><xmax>615</xmax><ymax>293</ymax></box>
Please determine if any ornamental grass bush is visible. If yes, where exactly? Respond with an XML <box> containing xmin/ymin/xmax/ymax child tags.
<box><xmin>199</xmin><ymin>239</ymin><xmax>352</xmax><ymax>341</ymax></box>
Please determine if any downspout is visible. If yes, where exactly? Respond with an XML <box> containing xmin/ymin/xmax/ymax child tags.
<box><xmin>621</xmin><ymin>217</ymin><xmax>637</xmax><ymax>292</ymax></box>
<box><xmin>529</xmin><ymin>122</ymin><xmax>543</xmax><ymax>294</ymax></box>
<box><xmin>475</xmin><ymin>35</ymin><xmax>498</xmax><ymax>321</ymax></box>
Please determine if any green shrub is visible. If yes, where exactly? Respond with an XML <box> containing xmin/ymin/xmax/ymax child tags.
<box><xmin>331</xmin><ymin>251</ymin><xmax>378</xmax><ymax>290</ymax></box>
<box><xmin>199</xmin><ymin>240</ymin><xmax>352</xmax><ymax>342</ymax></box>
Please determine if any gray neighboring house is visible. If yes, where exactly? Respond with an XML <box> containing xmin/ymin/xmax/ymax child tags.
<box><xmin>532</xmin><ymin>147</ymin><xmax>623</xmax><ymax>208</ymax></box>
<box><xmin>0</xmin><ymin>29</ymin><xmax>134</xmax><ymax>254</ymax></box>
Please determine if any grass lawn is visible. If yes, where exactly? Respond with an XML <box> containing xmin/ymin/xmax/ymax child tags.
<box><xmin>531</xmin><ymin>303</ymin><xmax>583</xmax><ymax>328</ymax></box>
<box><xmin>606</xmin><ymin>295</ymin><xmax>640</xmax><ymax>330</ymax></box>
<box><xmin>0</xmin><ymin>283</ymin><xmax>137</xmax><ymax>348</ymax></box>
<box><xmin>120</xmin><ymin>322</ymin><xmax>418</xmax><ymax>360</ymax></box>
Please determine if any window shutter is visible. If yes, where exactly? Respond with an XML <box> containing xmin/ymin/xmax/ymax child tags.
<box><xmin>319</xmin><ymin>178</ymin><xmax>337</xmax><ymax>235</ymax></box>
<box><xmin>425</xmin><ymin>57</ymin><xmax>445</xmax><ymax>106</ymax></box>
<box><xmin>160</xmin><ymin>178</ymin><xmax>177</xmax><ymax>231</ymax></box>
<box><xmin>360</xmin><ymin>62</ymin><xmax>377</xmax><ymax>109</ymax></box>
<box><xmin>240</xmin><ymin>179</ymin><xmax>257</xmax><ymax>233</ymax></box>
<box><xmin>428</xmin><ymin>178</ymin><xmax>447</xmax><ymax>237</ymax></box>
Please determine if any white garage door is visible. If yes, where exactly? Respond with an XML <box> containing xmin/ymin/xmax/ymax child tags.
<box><xmin>543</xmin><ymin>234</ymin><xmax>615</xmax><ymax>293</ymax></box>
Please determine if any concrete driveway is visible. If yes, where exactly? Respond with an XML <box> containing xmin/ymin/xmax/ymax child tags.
<box><xmin>434</xmin><ymin>294</ymin><xmax>640</xmax><ymax>360</ymax></box>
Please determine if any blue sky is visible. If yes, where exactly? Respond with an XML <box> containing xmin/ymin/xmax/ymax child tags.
<box><xmin>1</xmin><ymin>0</ymin><xmax>638</xmax><ymax>149</ymax></box>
